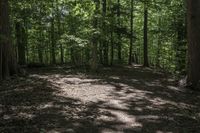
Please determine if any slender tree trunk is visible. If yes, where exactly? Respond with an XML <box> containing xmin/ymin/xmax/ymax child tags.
<box><xmin>135</xmin><ymin>53</ymin><xmax>139</xmax><ymax>64</ymax></box>
<box><xmin>23</xmin><ymin>18</ymin><xmax>29</xmax><ymax>64</ymax></box>
<box><xmin>0</xmin><ymin>49</ymin><xmax>2</xmax><ymax>80</ymax></box>
<box><xmin>91</xmin><ymin>0</ymin><xmax>99</xmax><ymax>71</ymax></box>
<box><xmin>117</xmin><ymin>0</ymin><xmax>122</xmax><ymax>63</ymax></box>
<box><xmin>143</xmin><ymin>2</ymin><xmax>149</xmax><ymax>67</ymax></box>
<box><xmin>156</xmin><ymin>17</ymin><xmax>161</xmax><ymax>68</ymax></box>
<box><xmin>0</xmin><ymin>37</ymin><xmax>2</xmax><ymax>79</ymax></box>
<box><xmin>21</xmin><ymin>24</ymin><xmax>26</xmax><ymax>65</ymax></box>
<box><xmin>70</xmin><ymin>48</ymin><xmax>74</xmax><ymax>64</ymax></box>
<box><xmin>56</xmin><ymin>0</ymin><xmax>63</xmax><ymax>64</ymax></box>
<box><xmin>16</xmin><ymin>22</ymin><xmax>26</xmax><ymax>65</ymax></box>
<box><xmin>102</xmin><ymin>0</ymin><xmax>108</xmax><ymax>66</ymax></box>
<box><xmin>38</xmin><ymin>12</ymin><xmax>43</xmax><ymax>64</ymax></box>
<box><xmin>129</xmin><ymin>0</ymin><xmax>134</xmax><ymax>65</ymax></box>
<box><xmin>110</xmin><ymin>26</ymin><xmax>114</xmax><ymax>66</ymax></box>
<box><xmin>109</xmin><ymin>0</ymin><xmax>114</xmax><ymax>66</ymax></box>
<box><xmin>176</xmin><ymin>15</ymin><xmax>186</xmax><ymax>73</ymax></box>
<box><xmin>187</xmin><ymin>0</ymin><xmax>200</xmax><ymax>88</ymax></box>
<box><xmin>38</xmin><ymin>29</ymin><xmax>43</xmax><ymax>64</ymax></box>
<box><xmin>51</xmin><ymin>18</ymin><xmax>56</xmax><ymax>64</ymax></box>
<box><xmin>99</xmin><ymin>43</ymin><xmax>103</xmax><ymax>64</ymax></box>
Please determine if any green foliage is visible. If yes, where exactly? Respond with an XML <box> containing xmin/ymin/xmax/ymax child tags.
<box><xmin>10</xmin><ymin>0</ymin><xmax>186</xmax><ymax>73</ymax></box>
<box><xmin>60</xmin><ymin>34</ymin><xmax>89</xmax><ymax>48</ymax></box>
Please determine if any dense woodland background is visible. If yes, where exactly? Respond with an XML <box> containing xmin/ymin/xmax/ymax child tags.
<box><xmin>0</xmin><ymin>0</ymin><xmax>200</xmax><ymax>88</ymax></box>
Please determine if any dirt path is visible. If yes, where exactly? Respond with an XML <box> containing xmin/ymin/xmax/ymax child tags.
<box><xmin>0</xmin><ymin>66</ymin><xmax>200</xmax><ymax>133</ymax></box>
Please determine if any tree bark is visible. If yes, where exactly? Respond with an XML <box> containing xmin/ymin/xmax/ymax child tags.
<box><xmin>143</xmin><ymin>2</ymin><xmax>149</xmax><ymax>67</ymax></box>
<box><xmin>176</xmin><ymin>23</ymin><xmax>186</xmax><ymax>72</ymax></box>
<box><xmin>102</xmin><ymin>0</ymin><xmax>108</xmax><ymax>66</ymax></box>
<box><xmin>110</xmin><ymin>26</ymin><xmax>114</xmax><ymax>66</ymax></box>
<box><xmin>110</xmin><ymin>2</ymin><xmax>114</xmax><ymax>66</ymax></box>
<box><xmin>0</xmin><ymin>0</ymin><xmax>17</xmax><ymax>79</ymax></box>
<box><xmin>16</xmin><ymin>22</ymin><xmax>26</xmax><ymax>65</ymax></box>
<box><xmin>129</xmin><ymin>0</ymin><xmax>134</xmax><ymax>65</ymax></box>
<box><xmin>38</xmin><ymin>29</ymin><xmax>43</xmax><ymax>64</ymax></box>
<box><xmin>156</xmin><ymin>17</ymin><xmax>161</xmax><ymax>68</ymax></box>
<box><xmin>187</xmin><ymin>0</ymin><xmax>200</xmax><ymax>88</ymax></box>
<box><xmin>56</xmin><ymin>0</ymin><xmax>63</xmax><ymax>64</ymax></box>
<box><xmin>91</xmin><ymin>0</ymin><xmax>99</xmax><ymax>71</ymax></box>
<box><xmin>51</xmin><ymin>18</ymin><xmax>56</xmax><ymax>64</ymax></box>
<box><xmin>117</xmin><ymin>0</ymin><xmax>122</xmax><ymax>63</ymax></box>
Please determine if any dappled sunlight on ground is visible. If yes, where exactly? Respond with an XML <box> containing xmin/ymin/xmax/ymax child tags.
<box><xmin>0</xmin><ymin>66</ymin><xmax>200</xmax><ymax>133</ymax></box>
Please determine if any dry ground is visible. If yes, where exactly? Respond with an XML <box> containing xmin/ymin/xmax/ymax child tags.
<box><xmin>0</xmin><ymin>65</ymin><xmax>200</xmax><ymax>133</ymax></box>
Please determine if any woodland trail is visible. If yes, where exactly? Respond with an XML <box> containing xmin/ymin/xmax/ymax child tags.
<box><xmin>0</xmin><ymin>65</ymin><xmax>200</xmax><ymax>133</ymax></box>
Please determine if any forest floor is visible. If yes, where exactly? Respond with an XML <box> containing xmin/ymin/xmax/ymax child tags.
<box><xmin>0</xmin><ymin>65</ymin><xmax>200</xmax><ymax>133</ymax></box>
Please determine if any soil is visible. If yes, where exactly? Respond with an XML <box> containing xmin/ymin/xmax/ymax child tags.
<box><xmin>0</xmin><ymin>65</ymin><xmax>200</xmax><ymax>133</ymax></box>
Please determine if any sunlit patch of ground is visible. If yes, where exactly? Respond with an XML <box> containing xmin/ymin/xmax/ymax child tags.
<box><xmin>0</xmin><ymin>66</ymin><xmax>200</xmax><ymax>133</ymax></box>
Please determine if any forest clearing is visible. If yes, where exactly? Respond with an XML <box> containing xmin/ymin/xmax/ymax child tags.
<box><xmin>1</xmin><ymin>66</ymin><xmax>200</xmax><ymax>133</ymax></box>
<box><xmin>0</xmin><ymin>0</ymin><xmax>200</xmax><ymax>132</ymax></box>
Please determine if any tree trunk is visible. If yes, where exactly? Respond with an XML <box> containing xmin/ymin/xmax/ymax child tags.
<box><xmin>187</xmin><ymin>0</ymin><xmax>200</xmax><ymax>88</ymax></box>
<box><xmin>16</xmin><ymin>22</ymin><xmax>26</xmax><ymax>65</ymax></box>
<box><xmin>176</xmin><ymin>15</ymin><xmax>186</xmax><ymax>73</ymax></box>
<box><xmin>51</xmin><ymin>18</ymin><xmax>56</xmax><ymax>64</ymax></box>
<box><xmin>23</xmin><ymin>18</ymin><xmax>29</xmax><ymax>64</ymax></box>
<box><xmin>110</xmin><ymin>26</ymin><xmax>114</xmax><ymax>66</ymax></box>
<box><xmin>110</xmin><ymin>2</ymin><xmax>114</xmax><ymax>66</ymax></box>
<box><xmin>38</xmin><ymin>29</ymin><xmax>43</xmax><ymax>64</ymax></box>
<box><xmin>56</xmin><ymin>0</ymin><xmax>63</xmax><ymax>64</ymax></box>
<box><xmin>117</xmin><ymin>0</ymin><xmax>122</xmax><ymax>63</ymax></box>
<box><xmin>0</xmin><ymin>0</ymin><xmax>17</xmax><ymax>79</ymax></box>
<box><xmin>91</xmin><ymin>0</ymin><xmax>99</xmax><ymax>71</ymax></box>
<box><xmin>102</xmin><ymin>0</ymin><xmax>108</xmax><ymax>66</ymax></box>
<box><xmin>156</xmin><ymin>17</ymin><xmax>161</xmax><ymax>68</ymax></box>
<box><xmin>129</xmin><ymin>0</ymin><xmax>134</xmax><ymax>65</ymax></box>
<box><xmin>143</xmin><ymin>2</ymin><xmax>149</xmax><ymax>67</ymax></box>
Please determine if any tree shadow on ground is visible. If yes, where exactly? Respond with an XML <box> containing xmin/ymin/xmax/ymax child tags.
<box><xmin>0</xmin><ymin>76</ymin><xmax>102</xmax><ymax>133</ymax></box>
<box><xmin>0</xmin><ymin>66</ymin><xmax>200</xmax><ymax>133</ymax></box>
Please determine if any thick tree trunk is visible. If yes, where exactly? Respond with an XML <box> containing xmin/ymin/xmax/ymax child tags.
<box><xmin>187</xmin><ymin>0</ymin><xmax>200</xmax><ymax>88</ymax></box>
<box><xmin>0</xmin><ymin>0</ymin><xmax>10</xmax><ymax>79</ymax></box>
<box><xmin>0</xmin><ymin>0</ymin><xmax>17</xmax><ymax>79</ymax></box>
<box><xmin>143</xmin><ymin>3</ymin><xmax>149</xmax><ymax>67</ymax></box>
